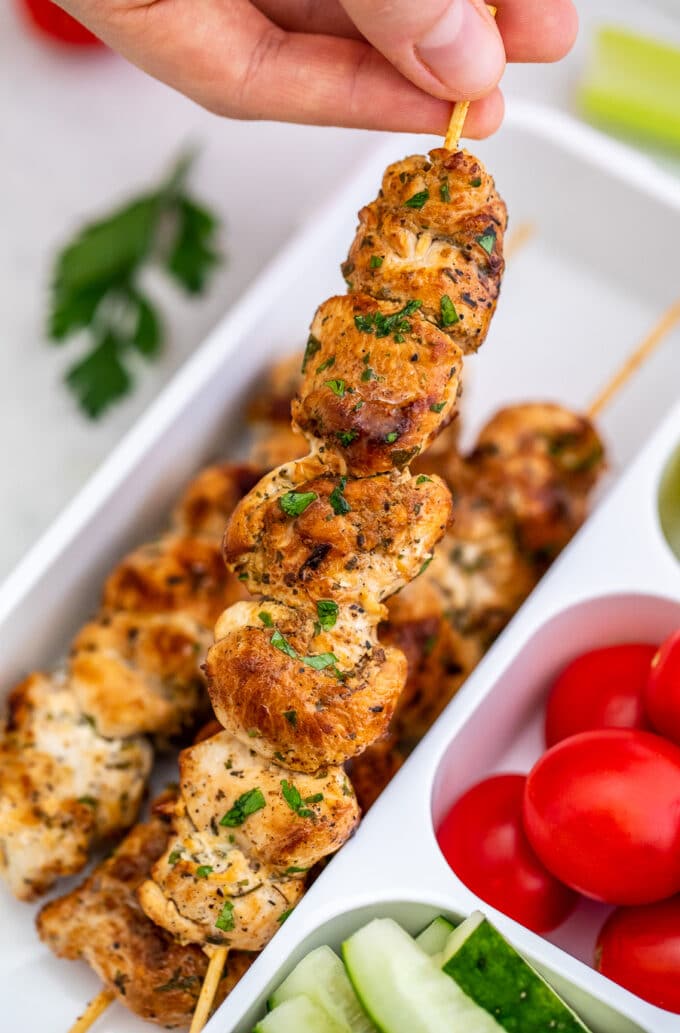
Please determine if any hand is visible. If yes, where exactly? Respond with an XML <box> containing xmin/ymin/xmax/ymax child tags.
<box><xmin>58</xmin><ymin>0</ymin><xmax>578</xmax><ymax>137</ymax></box>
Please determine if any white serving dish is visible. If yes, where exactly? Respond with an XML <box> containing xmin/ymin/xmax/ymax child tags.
<box><xmin>1</xmin><ymin>100</ymin><xmax>680</xmax><ymax>1032</ymax></box>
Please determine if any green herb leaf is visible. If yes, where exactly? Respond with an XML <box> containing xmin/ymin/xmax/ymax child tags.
<box><xmin>277</xmin><ymin>908</ymin><xmax>294</xmax><ymax>924</ymax></box>
<box><xmin>281</xmin><ymin>779</ymin><xmax>302</xmax><ymax>812</ymax></box>
<box><xmin>316</xmin><ymin>599</ymin><xmax>338</xmax><ymax>630</ymax></box>
<box><xmin>440</xmin><ymin>295</ymin><xmax>459</xmax><ymax>326</ymax></box>
<box><xmin>77</xmin><ymin>795</ymin><xmax>98</xmax><ymax>808</ymax></box>
<box><xmin>304</xmin><ymin>793</ymin><xmax>324</xmax><ymax>804</ymax></box>
<box><xmin>258</xmin><ymin>611</ymin><xmax>274</xmax><ymax>627</ymax></box>
<box><xmin>430</xmin><ymin>402</ymin><xmax>446</xmax><ymax>413</ymax></box>
<box><xmin>284</xmin><ymin>865</ymin><xmax>308</xmax><ymax>874</ymax></box>
<box><xmin>404</xmin><ymin>190</ymin><xmax>429</xmax><ymax>209</ymax></box>
<box><xmin>301</xmin><ymin>652</ymin><xmax>339</xmax><ymax>671</ymax></box>
<box><xmin>416</xmin><ymin>474</ymin><xmax>432</xmax><ymax>484</ymax></box>
<box><xmin>471</xmin><ymin>176</ymin><xmax>482</xmax><ymax>188</ymax></box>
<box><xmin>283</xmin><ymin>709</ymin><xmax>297</xmax><ymax>727</ymax></box>
<box><xmin>370</xmin><ymin>255</ymin><xmax>384</xmax><ymax>268</ymax></box>
<box><xmin>65</xmin><ymin>333</ymin><xmax>132</xmax><ymax>419</ymax></box>
<box><xmin>325</xmin><ymin>379</ymin><xmax>346</xmax><ymax>397</ymax></box>
<box><xmin>440</xmin><ymin>180</ymin><xmax>451</xmax><ymax>202</ymax></box>
<box><xmin>354</xmin><ymin>314</ymin><xmax>375</xmax><ymax>334</ymax></box>
<box><xmin>302</xmin><ymin>334</ymin><xmax>322</xmax><ymax>373</ymax></box>
<box><xmin>279</xmin><ymin>491</ymin><xmax>318</xmax><ymax>518</ymax></box>
<box><xmin>215</xmin><ymin>900</ymin><xmax>235</xmax><ymax>932</ymax></box>
<box><xmin>219</xmin><ymin>788</ymin><xmax>266</xmax><ymax>827</ymax></box>
<box><xmin>418</xmin><ymin>556</ymin><xmax>433</xmax><ymax>576</ymax></box>
<box><xmin>168</xmin><ymin>849</ymin><xmax>183</xmax><ymax>865</ymax></box>
<box><xmin>336</xmin><ymin>430</ymin><xmax>358</xmax><ymax>447</ymax></box>
<box><xmin>195</xmin><ymin>865</ymin><xmax>213</xmax><ymax>879</ymax></box>
<box><xmin>361</xmin><ymin>366</ymin><xmax>378</xmax><ymax>382</ymax></box>
<box><xmin>271</xmin><ymin>629</ymin><xmax>298</xmax><ymax>659</ymax></box>
<box><xmin>316</xmin><ymin>356</ymin><xmax>335</xmax><ymax>374</ymax></box>
<box><xmin>476</xmin><ymin>228</ymin><xmax>497</xmax><ymax>255</ymax></box>
<box><xmin>329</xmin><ymin>477</ymin><xmax>351</xmax><ymax>515</ymax></box>
<box><xmin>385</xmin><ymin>431</ymin><xmax>399</xmax><ymax>444</ymax></box>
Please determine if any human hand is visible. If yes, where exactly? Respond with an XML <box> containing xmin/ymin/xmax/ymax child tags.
<box><xmin>57</xmin><ymin>0</ymin><xmax>578</xmax><ymax>137</ymax></box>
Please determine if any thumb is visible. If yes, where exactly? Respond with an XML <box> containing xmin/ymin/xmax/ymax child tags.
<box><xmin>339</xmin><ymin>0</ymin><xmax>505</xmax><ymax>101</ymax></box>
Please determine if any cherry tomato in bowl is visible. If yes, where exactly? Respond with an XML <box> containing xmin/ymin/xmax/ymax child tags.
<box><xmin>436</xmin><ymin>773</ymin><xmax>577</xmax><ymax>932</ymax></box>
<box><xmin>17</xmin><ymin>0</ymin><xmax>103</xmax><ymax>45</ymax></box>
<box><xmin>544</xmin><ymin>643</ymin><xmax>655</xmax><ymax>747</ymax></box>
<box><xmin>596</xmin><ymin>896</ymin><xmax>680</xmax><ymax>1013</ymax></box>
<box><xmin>645</xmin><ymin>629</ymin><xmax>680</xmax><ymax>746</ymax></box>
<box><xmin>523</xmin><ymin>729</ymin><xmax>680</xmax><ymax>905</ymax></box>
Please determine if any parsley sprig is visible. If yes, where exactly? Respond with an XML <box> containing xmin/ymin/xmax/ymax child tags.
<box><xmin>48</xmin><ymin>152</ymin><xmax>220</xmax><ymax>418</ymax></box>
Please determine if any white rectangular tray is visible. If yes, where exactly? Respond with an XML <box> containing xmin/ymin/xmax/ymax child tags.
<box><xmin>2</xmin><ymin>100</ymin><xmax>680</xmax><ymax>1032</ymax></box>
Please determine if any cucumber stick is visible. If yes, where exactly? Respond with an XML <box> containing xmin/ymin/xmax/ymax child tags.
<box><xmin>254</xmin><ymin>994</ymin><xmax>348</xmax><ymax>1033</ymax></box>
<box><xmin>268</xmin><ymin>945</ymin><xmax>376</xmax><ymax>1033</ymax></box>
<box><xmin>343</xmin><ymin>918</ymin><xmax>504</xmax><ymax>1033</ymax></box>
<box><xmin>441</xmin><ymin>912</ymin><xmax>593</xmax><ymax>1033</ymax></box>
<box><xmin>415</xmin><ymin>916</ymin><xmax>456</xmax><ymax>957</ymax></box>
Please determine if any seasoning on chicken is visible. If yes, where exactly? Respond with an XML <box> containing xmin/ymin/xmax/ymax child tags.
<box><xmin>37</xmin><ymin>792</ymin><xmax>256</xmax><ymax>1027</ymax></box>
<box><xmin>138</xmin><ymin>146</ymin><xmax>507</xmax><ymax>959</ymax></box>
<box><xmin>0</xmin><ymin>464</ymin><xmax>257</xmax><ymax>901</ymax></box>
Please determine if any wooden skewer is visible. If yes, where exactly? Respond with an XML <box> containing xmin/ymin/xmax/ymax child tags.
<box><xmin>189</xmin><ymin>946</ymin><xmax>230</xmax><ymax>1033</ymax></box>
<box><xmin>587</xmin><ymin>298</ymin><xmax>680</xmax><ymax>420</ymax></box>
<box><xmin>67</xmin><ymin>989</ymin><xmax>115</xmax><ymax>1033</ymax></box>
<box><xmin>444</xmin><ymin>5</ymin><xmax>498</xmax><ymax>150</ymax></box>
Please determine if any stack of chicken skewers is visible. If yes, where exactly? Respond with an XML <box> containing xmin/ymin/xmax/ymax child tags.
<box><xmin>0</xmin><ymin>145</ymin><xmax>607</xmax><ymax>1030</ymax></box>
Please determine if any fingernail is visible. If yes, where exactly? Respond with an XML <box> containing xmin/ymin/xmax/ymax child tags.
<box><xmin>417</xmin><ymin>0</ymin><xmax>504</xmax><ymax>97</ymax></box>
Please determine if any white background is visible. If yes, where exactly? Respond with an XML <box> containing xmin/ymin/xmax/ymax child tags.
<box><xmin>1</xmin><ymin>0</ymin><xmax>678</xmax><ymax>580</ymax></box>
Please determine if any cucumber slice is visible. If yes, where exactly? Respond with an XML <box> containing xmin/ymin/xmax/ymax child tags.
<box><xmin>415</xmin><ymin>916</ymin><xmax>456</xmax><ymax>957</ymax></box>
<box><xmin>268</xmin><ymin>945</ymin><xmax>376</xmax><ymax>1032</ymax></box>
<box><xmin>441</xmin><ymin>912</ymin><xmax>593</xmax><ymax>1033</ymax></box>
<box><xmin>343</xmin><ymin>918</ymin><xmax>503</xmax><ymax>1033</ymax></box>
<box><xmin>254</xmin><ymin>994</ymin><xmax>347</xmax><ymax>1033</ymax></box>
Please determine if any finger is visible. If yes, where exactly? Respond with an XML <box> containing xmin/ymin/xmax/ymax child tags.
<box><xmin>495</xmin><ymin>0</ymin><xmax>578</xmax><ymax>63</ymax></box>
<box><xmin>339</xmin><ymin>0</ymin><xmax>506</xmax><ymax>101</ymax></box>
<box><xmin>58</xmin><ymin>0</ymin><xmax>502</xmax><ymax>135</ymax></box>
<box><xmin>253</xmin><ymin>0</ymin><xmax>360</xmax><ymax>38</ymax></box>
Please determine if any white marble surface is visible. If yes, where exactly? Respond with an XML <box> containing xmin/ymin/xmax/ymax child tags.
<box><xmin>1</xmin><ymin>0</ymin><xmax>678</xmax><ymax>581</ymax></box>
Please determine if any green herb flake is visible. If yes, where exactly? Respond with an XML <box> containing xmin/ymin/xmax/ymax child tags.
<box><xmin>168</xmin><ymin>850</ymin><xmax>183</xmax><ymax>866</ymax></box>
<box><xmin>416</xmin><ymin>474</ymin><xmax>432</xmax><ymax>484</ymax></box>
<box><xmin>279</xmin><ymin>491</ymin><xmax>318</xmax><ymax>518</ymax></box>
<box><xmin>370</xmin><ymin>255</ymin><xmax>384</xmax><ymax>269</ymax></box>
<box><xmin>304</xmin><ymin>793</ymin><xmax>324</xmax><ymax>804</ymax></box>
<box><xmin>471</xmin><ymin>176</ymin><xmax>482</xmax><ymax>188</ymax></box>
<box><xmin>301</xmin><ymin>652</ymin><xmax>339</xmax><ymax>671</ymax></box>
<box><xmin>354</xmin><ymin>313</ymin><xmax>375</xmax><ymax>334</ymax></box>
<box><xmin>404</xmin><ymin>190</ymin><xmax>429</xmax><ymax>209</ymax></box>
<box><xmin>316</xmin><ymin>599</ymin><xmax>339</xmax><ymax>630</ymax></box>
<box><xmin>77</xmin><ymin>795</ymin><xmax>98</xmax><ymax>808</ymax></box>
<box><xmin>440</xmin><ymin>295</ymin><xmax>459</xmax><ymax>326</ymax></box>
<box><xmin>325</xmin><ymin>378</ymin><xmax>346</xmax><ymax>397</ymax></box>
<box><xmin>271</xmin><ymin>629</ymin><xmax>298</xmax><ymax>659</ymax></box>
<box><xmin>195</xmin><ymin>865</ymin><xmax>213</xmax><ymax>879</ymax></box>
<box><xmin>476</xmin><ymin>229</ymin><xmax>497</xmax><ymax>255</ymax></box>
<box><xmin>283</xmin><ymin>709</ymin><xmax>297</xmax><ymax>727</ymax></box>
<box><xmin>281</xmin><ymin>780</ymin><xmax>316</xmax><ymax>820</ymax></box>
<box><xmin>277</xmin><ymin>908</ymin><xmax>294</xmax><ymax>924</ymax></box>
<box><xmin>316</xmin><ymin>356</ymin><xmax>335</xmax><ymax>374</ymax></box>
<box><xmin>329</xmin><ymin>476</ymin><xmax>351</xmax><ymax>515</ymax></box>
<box><xmin>336</xmin><ymin>429</ymin><xmax>358</xmax><ymax>447</ymax></box>
<box><xmin>284</xmin><ymin>865</ymin><xmax>308</xmax><ymax>874</ymax></box>
<box><xmin>361</xmin><ymin>366</ymin><xmax>378</xmax><ymax>382</ymax></box>
<box><xmin>385</xmin><ymin>431</ymin><xmax>399</xmax><ymax>444</ymax></box>
<box><xmin>219</xmin><ymin>788</ymin><xmax>266</xmax><ymax>827</ymax></box>
<box><xmin>258</xmin><ymin>610</ymin><xmax>274</xmax><ymax>627</ymax></box>
<box><xmin>430</xmin><ymin>402</ymin><xmax>446</xmax><ymax>413</ymax></box>
<box><xmin>302</xmin><ymin>334</ymin><xmax>322</xmax><ymax>373</ymax></box>
<box><xmin>418</xmin><ymin>556</ymin><xmax>433</xmax><ymax>576</ymax></box>
<box><xmin>215</xmin><ymin>900</ymin><xmax>235</xmax><ymax>932</ymax></box>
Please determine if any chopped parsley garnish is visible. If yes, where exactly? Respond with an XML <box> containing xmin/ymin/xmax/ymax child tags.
<box><xmin>370</xmin><ymin>255</ymin><xmax>384</xmax><ymax>268</ymax></box>
<box><xmin>304</xmin><ymin>793</ymin><xmax>324</xmax><ymax>804</ymax></box>
<box><xmin>385</xmin><ymin>431</ymin><xmax>399</xmax><ymax>444</ymax></box>
<box><xmin>354</xmin><ymin>314</ymin><xmax>375</xmax><ymax>333</ymax></box>
<box><xmin>277</xmin><ymin>908</ymin><xmax>294</xmax><ymax>924</ymax></box>
<box><xmin>325</xmin><ymin>379</ymin><xmax>346</xmax><ymax>397</ymax></box>
<box><xmin>215</xmin><ymin>900</ymin><xmax>235</xmax><ymax>932</ymax></box>
<box><xmin>418</xmin><ymin>556</ymin><xmax>433</xmax><ymax>576</ymax></box>
<box><xmin>316</xmin><ymin>599</ymin><xmax>339</xmax><ymax>630</ymax></box>
<box><xmin>284</xmin><ymin>865</ymin><xmax>308</xmax><ymax>874</ymax></box>
<box><xmin>195</xmin><ymin>865</ymin><xmax>213</xmax><ymax>879</ymax></box>
<box><xmin>471</xmin><ymin>176</ymin><xmax>482</xmax><ymax>187</ymax></box>
<box><xmin>271</xmin><ymin>629</ymin><xmax>298</xmax><ymax>659</ymax></box>
<box><xmin>259</xmin><ymin>610</ymin><xmax>274</xmax><ymax>627</ymax></box>
<box><xmin>281</xmin><ymin>780</ymin><xmax>317</xmax><ymax>819</ymax></box>
<box><xmin>302</xmin><ymin>333</ymin><xmax>321</xmax><ymax>372</ymax></box>
<box><xmin>168</xmin><ymin>849</ymin><xmax>183</xmax><ymax>865</ymax></box>
<box><xmin>283</xmin><ymin>709</ymin><xmax>297</xmax><ymax>727</ymax></box>
<box><xmin>316</xmin><ymin>356</ymin><xmax>335</xmax><ymax>374</ymax></box>
<box><xmin>329</xmin><ymin>476</ymin><xmax>351</xmax><ymax>515</ymax></box>
<box><xmin>354</xmin><ymin>299</ymin><xmax>422</xmax><ymax>340</ymax></box>
<box><xmin>155</xmin><ymin>970</ymin><xmax>200</xmax><ymax>993</ymax></box>
<box><xmin>440</xmin><ymin>180</ymin><xmax>451</xmax><ymax>202</ymax></box>
<box><xmin>219</xmin><ymin>788</ymin><xmax>266</xmax><ymax>827</ymax></box>
<box><xmin>404</xmin><ymin>189</ymin><xmax>429</xmax><ymax>209</ymax></box>
<box><xmin>440</xmin><ymin>295</ymin><xmax>459</xmax><ymax>326</ymax></box>
<box><xmin>476</xmin><ymin>228</ymin><xmax>497</xmax><ymax>255</ymax></box>
<box><xmin>301</xmin><ymin>652</ymin><xmax>339</xmax><ymax>671</ymax></box>
<box><xmin>361</xmin><ymin>366</ymin><xmax>378</xmax><ymax>381</ymax></box>
<box><xmin>336</xmin><ymin>429</ymin><xmax>358</xmax><ymax>447</ymax></box>
<box><xmin>279</xmin><ymin>490</ymin><xmax>317</xmax><ymax>517</ymax></box>
<box><xmin>77</xmin><ymin>795</ymin><xmax>98</xmax><ymax>808</ymax></box>
<box><xmin>416</xmin><ymin>474</ymin><xmax>432</xmax><ymax>484</ymax></box>
<box><xmin>430</xmin><ymin>402</ymin><xmax>446</xmax><ymax>413</ymax></box>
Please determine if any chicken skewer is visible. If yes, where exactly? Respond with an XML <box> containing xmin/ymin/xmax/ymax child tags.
<box><xmin>0</xmin><ymin>462</ymin><xmax>258</xmax><ymax>900</ymax></box>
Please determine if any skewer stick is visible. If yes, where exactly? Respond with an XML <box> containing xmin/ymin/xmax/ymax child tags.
<box><xmin>189</xmin><ymin>946</ymin><xmax>229</xmax><ymax>1033</ymax></box>
<box><xmin>67</xmin><ymin>989</ymin><xmax>115</xmax><ymax>1033</ymax></box>
<box><xmin>587</xmin><ymin>298</ymin><xmax>680</xmax><ymax>420</ymax></box>
<box><xmin>444</xmin><ymin>5</ymin><xmax>497</xmax><ymax>150</ymax></box>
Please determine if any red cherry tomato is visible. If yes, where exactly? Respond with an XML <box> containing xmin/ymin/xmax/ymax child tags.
<box><xmin>545</xmin><ymin>644</ymin><xmax>655</xmax><ymax>747</ymax></box>
<box><xmin>18</xmin><ymin>0</ymin><xmax>103</xmax><ymax>45</ymax></box>
<box><xmin>596</xmin><ymin>896</ymin><xmax>680</xmax><ymax>1013</ymax></box>
<box><xmin>437</xmin><ymin>774</ymin><xmax>577</xmax><ymax>932</ymax></box>
<box><xmin>645</xmin><ymin>630</ymin><xmax>680</xmax><ymax>746</ymax></box>
<box><xmin>523</xmin><ymin>729</ymin><xmax>680</xmax><ymax>905</ymax></box>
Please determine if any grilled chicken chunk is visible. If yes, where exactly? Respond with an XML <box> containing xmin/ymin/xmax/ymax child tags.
<box><xmin>37</xmin><ymin>800</ymin><xmax>255</xmax><ymax>1027</ymax></box>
